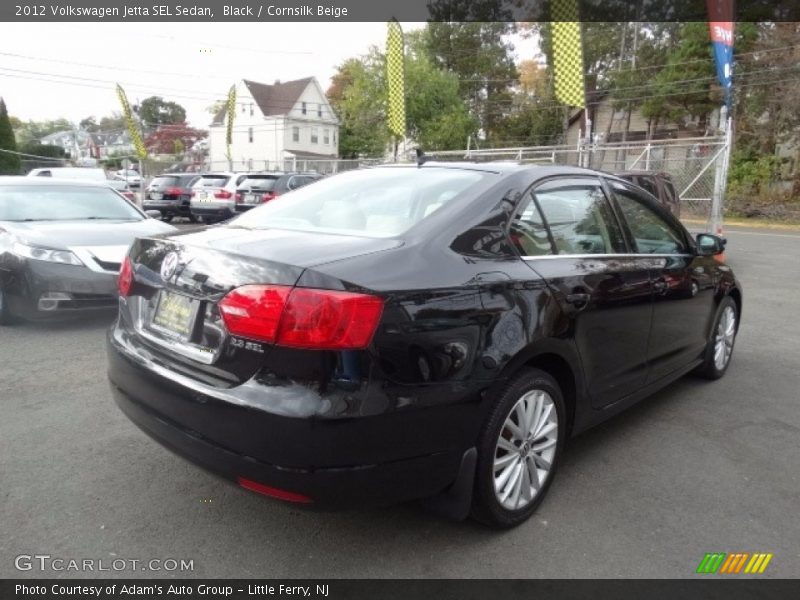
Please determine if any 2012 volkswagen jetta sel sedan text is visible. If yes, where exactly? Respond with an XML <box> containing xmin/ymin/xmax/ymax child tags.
<box><xmin>107</xmin><ymin>164</ymin><xmax>741</xmax><ymax>527</ymax></box>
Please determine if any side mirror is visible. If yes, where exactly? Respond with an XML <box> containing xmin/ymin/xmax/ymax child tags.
<box><xmin>695</xmin><ymin>233</ymin><xmax>726</xmax><ymax>256</ymax></box>
<box><xmin>145</xmin><ymin>210</ymin><xmax>162</xmax><ymax>219</ymax></box>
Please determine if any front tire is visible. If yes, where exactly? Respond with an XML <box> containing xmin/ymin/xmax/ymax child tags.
<box><xmin>697</xmin><ymin>296</ymin><xmax>738</xmax><ymax>380</ymax></box>
<box><xmin>471</xmin><ymin>368</ymin><xmax>566</xmax><ymax>528</ymax></box>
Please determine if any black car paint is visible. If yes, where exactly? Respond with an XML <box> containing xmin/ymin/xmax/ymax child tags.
<box><xmin>234</xmin><ymin>173</ymin><xmax>323</xmax><ymax>213</ymax></box>
<box><xmin>107</xmin><ymin>164</ymin><xmax>741</xmax><ymax>510</ymax></box>
<box><xmin>143</xmin><ymin>174</ymin><xmax>200</xmax><ymax>219</ymax></box>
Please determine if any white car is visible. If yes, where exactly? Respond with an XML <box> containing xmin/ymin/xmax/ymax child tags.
<box><xmin>189</xmin><ymin>172</ymin><xmax>250</xmax><ymax>223</ymax></box>
<box><xmin>114</xmin><ymin>169</ymin><xmax>142</xmax><ymax>188</ymax></box>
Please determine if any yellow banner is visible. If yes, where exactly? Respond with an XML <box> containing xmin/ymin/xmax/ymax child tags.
<box><xmin>115</xmin><ymin>84</ymin><xmax>148</xmax><ymax>160</ymax></box>
<box><xmin>386</xmin><ymin>19</ymin><xmax>406</xmax><ymax>138</ymax></box>
<box><xmin>551</xmin><ymin>0</ymin><xmax>586</xmax><ymax>108</ymax></box>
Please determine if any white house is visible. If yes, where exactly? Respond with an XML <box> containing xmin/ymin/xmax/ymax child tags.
<box><xmin>208</xmin><ymin>77</ymin><xmax>339</xmax><ymax>170</ymax></box>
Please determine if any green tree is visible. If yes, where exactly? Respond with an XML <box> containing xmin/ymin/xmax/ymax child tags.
<box><xmin>18</xmin><ymin>141</ymin><xmax>67</xmax><ymax>158</ymax></box>
<box><xmin>135</xmin><ymin>97</ymin><xmax>187</xmax><ymax>127</ymax></box>
<box><xmin>423</xmin><ymin>1</ymin><xmax>517</xmax><ymax>143</ymax></box>
<box><xmin>11</xmin><ymin>117</ymin><xmax>74</xmax><ymax>146</ymax></box>
<box><xmin>0</xmin><ymin>98</ymin><xmax>21</xmax><ymax>175</ymax></box>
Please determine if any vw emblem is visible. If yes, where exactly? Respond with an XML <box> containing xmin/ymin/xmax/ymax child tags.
<box><xmin>160</xmin><ymin>252</ymin><xmax>180</xmax><ymax>280</ymax></box>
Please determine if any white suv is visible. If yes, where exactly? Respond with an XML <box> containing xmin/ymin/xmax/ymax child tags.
<box><xmin>189</xmin><ymin>172</ymin><xmax>250</xmax><ymax>223</ymax></box>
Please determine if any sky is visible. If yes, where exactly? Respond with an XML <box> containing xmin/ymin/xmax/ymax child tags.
<box><xmin>0</xmin><ymin>23</ymin><xmax>538</xmax><ymax>130</ymax></box>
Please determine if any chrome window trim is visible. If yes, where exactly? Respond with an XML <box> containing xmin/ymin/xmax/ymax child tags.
<box><xmin>521</xmin><ymin>253</ymin><xmax>695</xmax><ymax>260</ymax></box>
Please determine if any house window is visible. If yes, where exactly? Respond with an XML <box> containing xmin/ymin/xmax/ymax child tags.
<box><xmin>292</xmin><ymin>126</ymin><xmax>300</xmax><ymax>142</ymax></box>
<box><xmin>318</xmin><ymin>105</ymin><xmax>323</xmax><ymax>118</ymax></box>
<box><xmin>301</xmin><ymin>102</ymin><xmax>307</xmax><ymax>115</ymax></box>
<box><xmin>241</xmin><ymin>104</ymin><xmax>246</xmax><ymax>114</ymax></box>
<box><xmin>248</xmin><ymin>127</ymin><xmax>254</xmax><ymax>143</ymax></box>
<box><xmin>323</xmin><ymin>129</ymin><xmax>330</xmax><ymax>145</ymax></box>
<box><xmin>333</xmin><ymin>130</ymin><xmax>337</xmax><ymax>144</ymax></box>
<box><xmin>250</xmin><ymin>103</ymin><xmax>254</xmax><ymax>116</ymax></box>
<box><xmin>310</xmin><ymin>127</ymin><xmax>318</xmax><ymax>144</ymax></box>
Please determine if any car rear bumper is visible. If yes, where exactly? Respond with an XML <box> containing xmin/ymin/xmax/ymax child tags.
<box><xmin>106</xmin><ymin>325</ymin><xmax>465</xmax><ymax>507</ymax></box>
<box><xmin>190</xmin><ymin>205</ymin><xmax>235</xmax><ymax>220</ymax></box>
<box><xmin>143</xmin><ymin>199</ymin><xmax>191</xmax><ymax>216</ymax></box>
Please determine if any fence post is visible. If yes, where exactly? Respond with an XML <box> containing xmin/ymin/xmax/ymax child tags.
<box><xmin>644</xmin><ymin>144</ymin><xmax>652</xmax><ymax>170</ymax></box>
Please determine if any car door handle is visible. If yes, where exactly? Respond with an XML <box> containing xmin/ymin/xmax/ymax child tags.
<box><xmin>565</xmin><ymin>292</ymin><xmax>591</xmax><ymax>308</ymax></box>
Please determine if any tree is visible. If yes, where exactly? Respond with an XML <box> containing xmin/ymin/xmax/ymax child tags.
<box><xmin>18</xmin><ymin>142</ymin><xmax>67</xmax><ymax>158</ymax></box>
<box><xmin>0</xmin><ymin>98</ymin><xmax>21</xmax><ymax>175</ymax></box>
<box><xmin>496</xmin><ymin>60</ymin><xmax>563</xmax><ymax>146</ymax></box>
<box><xmin>422</xmin><ymin>4</ymin><xmax>518</xmax><ymax>143</ymax></box>
<box><xmin>144</xmin><ymin>122</ymin><xmax>207</xmax><ymax>155</ymax></box>
<box><xmin>11</xmin><ymin>117</ymin><xmax>73</xmax><ymax>146</ymax></box>
<box><xmin>135</xmin><ymin>97</ymin><xmax>187</xmax><ymax>128</ymax></box>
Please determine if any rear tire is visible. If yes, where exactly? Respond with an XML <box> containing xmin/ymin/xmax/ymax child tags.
<box><xmin>161</xmin><ymin>214</ymin><xmax>173</xmax><ymax>223</ymax></box>
<box><xmin>0</xmin><ymin>288</ymin><xmax>18</xmax><ymax>326</ymax></box>
<box><xmin>188</xmin><ymin>214</ymin><xmax>198</xmax><ymax>224</ymax></box>
<box><xmin>471</xmin><ymin>368</ymin><xmax>566</xmax><ymax>528</ymax></box>
<box><xmin>696</xmin><ymin>296</ymin><xmax>738</xmax><ymax>380</ymax></box>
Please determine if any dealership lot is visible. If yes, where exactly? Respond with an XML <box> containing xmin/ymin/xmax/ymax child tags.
<box><xmin>1</xmin><ymin>225</ymin><xmax>799</xmax><ymax>578</ymax></box>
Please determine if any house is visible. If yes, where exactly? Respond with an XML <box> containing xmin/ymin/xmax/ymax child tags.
<box><xmin>208</xmin><ymin>77</ymin><xmax>339</xmax><ymax>170</ymax></box>
<box><xmin>89</xmin><ymin>131</ymin><xmax>134</xmax><ymax>159</ymax></box>
<box><xmin>565</xmin><ymin>91</ymin><xmax>721</xmax><ymax>147</ymax></box>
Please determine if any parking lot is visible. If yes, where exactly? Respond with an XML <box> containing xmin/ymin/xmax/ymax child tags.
<box><xmin>1</xmin><ymin>224</ymin><xmax>799</xmax><ymax>579</ymax></box>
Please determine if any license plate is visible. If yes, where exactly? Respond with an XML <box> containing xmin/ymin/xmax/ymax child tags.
<box><xmin>151</xmin><ymin>192</ymin><xmax>163</xmax><ymax>200</ymax></box>
<box><xmin>197</xmin><ymin>191</ymin><xmax>208</xmax><ymax>200</ymax></box>
<box><xmin>152</xmin><ymin>291</ymin><xmax>196</xmax><ymax>338</ymax></box>
<box><xmin>245</xmin><ymin>193</ymin><xmax>258</xmax><ymax>204</ymax></box>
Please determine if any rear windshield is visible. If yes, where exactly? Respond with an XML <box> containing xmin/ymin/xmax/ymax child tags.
<box><xmin>195</xmin><ymin>175</ymin><xmax>230</xmax><ymax>188</ymax></box>
<box><xmin>0</xmin><ymin>185</ymin><xmax>143</xmax><ymax>222</ymax></box>
<box><xmin>151</xmin><ymin>176</ymin><xmax>179</xmax><ymax>187</ymax></box>
<box><xmin>239</xmin><ymin>176</ymin><xmax>279</xmax><ymax>191</ymax></box>
<box><xmin>230</xmin><ymin>167</ymin><xmax>487</xmax><ymax>237</ymax></box>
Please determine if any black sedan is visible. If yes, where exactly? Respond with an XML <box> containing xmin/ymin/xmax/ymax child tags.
<box><xmin>143</xmin><ymin>173</ymin><xmax>200</xmax><ymax>222</ymax></box>
<box><xmin>107</xmin><ymin>164</ymin><xmax>741</xmax><ymax>528</ymax></box>
<box><xmin>0</xmin><ymin>178</ymin><xmax>175</xmax><ymax>324</ymax></box>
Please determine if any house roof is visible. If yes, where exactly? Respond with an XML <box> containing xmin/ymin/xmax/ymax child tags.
<box><xmin>211</xmin><ymin>77</ymin><xmax>314</xmax><ymax>125</ymax></box>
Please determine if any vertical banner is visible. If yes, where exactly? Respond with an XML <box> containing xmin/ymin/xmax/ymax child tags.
<box><xmin>225</xmin><ymin>84</ymin><xmax>236</xmax><ymax>166</ymax></box>
<box><xmin>551</xmin><ymin>0</ymin><xmax>586</xmax><ymax>109</ymax></box>
<box><xmin>707</xmin><ymin>0</ymin><xmax>735</xmax><ymax>109</ymax></box>
<box><xmin>115</xmin><ymin>84</ymin><xmax>147</xmax><ymax>160</ymax></box>
<box><xmin>386</xmin><ymin>18</ymin><xmax>406</xmax><ymax>140</ymax></box>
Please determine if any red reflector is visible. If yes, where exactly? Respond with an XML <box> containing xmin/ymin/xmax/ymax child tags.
<box><xmin>118</xmin><ymin>256</ymin><xmax>133</xmax><ymax>296</ymax></box>
<box><xmin>166</xmin><ymin>187</ymin><xmax>183</xmax><ymax>196</ymax></box>
<box><xmin>278</xmin><ymin>288</ymin><xmax>384</xmax><ymax>349</ymax></box>
<box><xmin>214</xmin><ymin>189</ymin><xmax>233</xmax><ymax>199</ymax></box>
<box><xmin>218</xmin><ymin>285</ymin><xmax>292</xmax><ymax>343</ymax></box>
<box><xmin>237</xmin><ymin>477</ymin><xmax>312</xmax><ymax>504</ymax></box>
<box><xmin>261</xmin><ymin>192</ymin><xmax>276</xmax><ymax>203</ymax></box>
<box><xmin>217</xmin><ymin>285</ymin><xmax>383</xmax><ymax>349</ymax></box>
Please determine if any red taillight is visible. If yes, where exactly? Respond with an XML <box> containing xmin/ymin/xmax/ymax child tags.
<box><xmin>235</xmin><ymin>192</ymin><xmax>243</xmax><ymax>203</ymax></box>
<box><xmin>237</xmin><ymin>477</ymin><xmax>312</xmax><ymax>504</ymax></box>
<box><xmin>217</xmin><ymin>284</ymin><xmax>383</xmax><ymax>349</ymax></box>
<box><xmin>118</xmin><ymin>256</ymin><xmax>133</xmax><ymax>296</ymax></box>
<box><xmin>261</xmin><ymin>192</ymin><xmax>276</xmax><ymax>203</ymax></box>
<box><xmin>214</xmin><ymin>189</ymin><xmax>232</xmax><ymax>200</ymax></box>
<box><xmin>166</xmin><ymin>187</ymin><xmax>183</xmax><ymax>196</ymax></box>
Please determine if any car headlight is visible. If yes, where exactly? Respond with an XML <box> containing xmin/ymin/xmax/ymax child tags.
<box><xmin>12</xmin><ymin>242</ymin><xmax>84</xmax><ymax>266</ymax></box>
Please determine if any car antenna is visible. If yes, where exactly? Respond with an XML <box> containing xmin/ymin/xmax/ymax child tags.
<box><xmin>416</xmin><ymin>148</ymin><xmax>429</xmax><ymax>167</ymax></box>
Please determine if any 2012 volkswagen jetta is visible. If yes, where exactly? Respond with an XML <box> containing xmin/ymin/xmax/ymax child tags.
<box><xmin>107</xmin><ymin>164</ymin><xmax>741</xmax><ymax>527</ymax></box>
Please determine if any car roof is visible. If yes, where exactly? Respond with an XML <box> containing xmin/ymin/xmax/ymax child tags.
<box><xmin>371</xmin><ymin>162</ymin><xmax>610</xmax><ymax>179</ymax></box>
<box><xmin>0</xmin><ymin>176</ymin><xmax>111</xmax><ymax>187</ymax></box>
<box><xmin>613</xmin><ymin>170</ymin><xmax>672</xmax><ymax>178</ymax></box>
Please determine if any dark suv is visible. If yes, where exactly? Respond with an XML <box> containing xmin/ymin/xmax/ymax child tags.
<box><xmin>614</xmin><ymin>171</ymin><xmax>680</xmax><ymax>218</ymax></box>
<box><xmin>143</xmin><ymin>174</ymin><xmax>200</xmax><ymax>222</ymax></box>
<box><xmin>235</xmin><ymin>172</ymin><xmax>322</xmax><ymax>212</ymax></box>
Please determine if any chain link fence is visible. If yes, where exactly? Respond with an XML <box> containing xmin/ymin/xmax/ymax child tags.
<box><xmin>425</xmin><ymin>136</ymin><xmax>729</xmax><ymax>228</ymax></box>
<box><xmin>205</xmin><ymin>158</ymin><xmax>383</xmax><ymax>175</ymax></box>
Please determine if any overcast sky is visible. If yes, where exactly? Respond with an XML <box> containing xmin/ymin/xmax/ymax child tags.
<box><xmin>0</xmin><ymin>23</ymin><xmax>538</xmax><ymax>130</ymax></box>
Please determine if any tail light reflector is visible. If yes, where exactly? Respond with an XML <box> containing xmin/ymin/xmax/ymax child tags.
<box><xmin>237</xmin><ymin>477</ymin><xmax>312</xmax><ymax>504</ymax></box>
<box><xmin>235</xmin><ymin>192</ymin><xmax>243</xmax><ymax>203</ymax></box>
<box><xmin>261</xmin><ymin>192</ymin><xmax>277</xmax><ymax>203</ymax></box>
<box><xmin>166</xmin><ymin>187</ymin><xmax>183</xmax><ymax>196</ymax></box>
<box><xmin>118</xmin><ymin>256</ymin><xmax>134</xmax><ymax>296</ymax></box>
<box><xmin>214</xmin><ymin>189</ymin><xmax>233</xmax><ymax>200</ymax></box>
<box><xmin>218</xmin><ymin>284</ymin><xmax>383</xmax><ymax>349</ymax></box>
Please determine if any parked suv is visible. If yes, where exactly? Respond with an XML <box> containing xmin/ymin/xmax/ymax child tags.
<box><xmin>143</xmin><ymin>173</ymin><xmax>200</xmax><ymax>222</ymax></box>
<box><xmin>234</xmin><ymin>172</ymin><xmax>322</xmax><ymax>212</ymax></box>
<box><xmin>614</xmin><ymin>171</ymin><xmax>680</xmax><ymax>217</ymax></box>
<box><xmin>189</xmin><ymin>172</ymin><xmax>250</xmax><ymax>223</ymax></box>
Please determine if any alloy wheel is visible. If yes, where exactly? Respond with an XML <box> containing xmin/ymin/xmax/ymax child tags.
<box><xmin>714</xmin><ymin>305</ymin><xmax>736</xmax><ymax>371</ymax></box>
<box><xmin>493</xmin><ymin>389</ymin><xmax>558</xmax><ymax>511</ymax></box>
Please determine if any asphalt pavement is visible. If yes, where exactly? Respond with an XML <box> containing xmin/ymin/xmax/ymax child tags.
<box><xmin>1</xmin><ymin>224</ymin><xmax>799</xmax><ymax>578</ymax></box>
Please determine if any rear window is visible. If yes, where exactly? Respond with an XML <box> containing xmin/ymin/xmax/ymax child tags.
<box><xmin>151</xmin><ymin>176</ymin><xmax>179</xmax><ymax>187</ymax></box>
<box><xmin>230</xmin><ymin>167</ymin><xmax>487</xmax><ymax>237</ymax></box>
<box><xmin>238</xmin><ymin>176</ymin><xmax>279</xmax><ymax>191</ymax></box>
<box><xmin>0</xmin><ymin>185</ymin><xmax>143</xmax><ymax>221</ymax></box>
<box><xmin>195</xmin><ymin>175</ymin><xmax>230</xmax><ymax>188</ymax></box>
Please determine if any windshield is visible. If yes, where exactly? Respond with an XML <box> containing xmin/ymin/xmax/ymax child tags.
<box><xmin>195</xmin><ymin>175</ymin><xmax>230</xmax><ymax>188</ymax></box>
<box><xmin>151</xmin><ymin>176</ymin><xmax>179</xmax><ymax>187</ymax></box>
<box><xmin>239</xmin><ymin>176</ymin><xmax>279</xmax><ymax>191</ymax></box>
<box><xmin>0</xmin><ymin>185</ymin><xmax>144</xmax><ymax>222</ymax></box>
<box><xmin>230</xmin><ymin>167</ymin><xmax>487</xmax><ymax>237</ymax></box>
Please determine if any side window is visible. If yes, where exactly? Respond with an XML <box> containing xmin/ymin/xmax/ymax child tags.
<box><xmin>532</xmin><ymin>182</ymin><xmax>623</xmax><ymax>255</ymax></box>
<box><xmin>612</xmin><ymin>184</ymin><xmax>687</xmax><ymax>254</ymax></box>
<box><xmin>509</xmin><ymin>196</ymin><xmax>554</xmax><ymax>256</ymax></box>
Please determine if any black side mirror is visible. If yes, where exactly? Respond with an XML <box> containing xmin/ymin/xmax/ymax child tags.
<box><xmin>695</xmin><ymin>233</ymin><xmax>726</xmax><ymax>256</ymax></box>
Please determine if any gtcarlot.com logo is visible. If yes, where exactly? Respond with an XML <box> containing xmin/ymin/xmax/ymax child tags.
<box><xmin>696</xmin><ymin>552</ymin><xmax>773</xmax><ymax>574</ymax></box>
<box><xmin>14</xmin><ymin>554</ymin><xmax>194</xmax><ymax>573</ymax></box>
